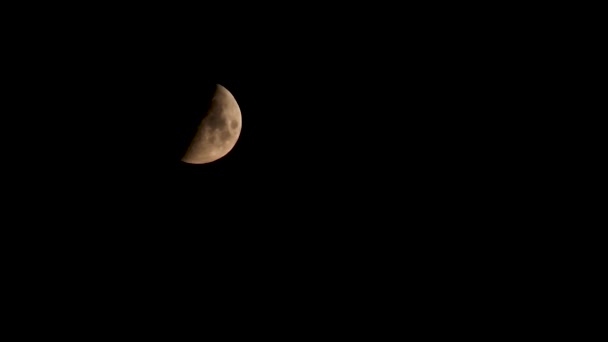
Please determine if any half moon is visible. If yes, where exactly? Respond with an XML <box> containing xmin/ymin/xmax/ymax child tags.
<box><xmin>181</xmin><ymin>84</ymin><xmax>242</xmax><ymax>164</ymax></box>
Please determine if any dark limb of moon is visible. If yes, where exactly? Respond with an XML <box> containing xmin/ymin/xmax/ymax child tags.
<box><xmin>181</xmin><ymin>84</ymin><xmax>242</xmax><ymax>164</ymax></box>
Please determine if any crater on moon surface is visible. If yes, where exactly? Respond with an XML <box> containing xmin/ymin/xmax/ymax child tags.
<box><xmin>205</xmin><ymin>113</ymin><xmax>226</xmax><ymax>129</ymax></box>
<box><xmin>220</xmin><ymin>130</ymin><xmax>232</xmax><ymax>141</ymax></box>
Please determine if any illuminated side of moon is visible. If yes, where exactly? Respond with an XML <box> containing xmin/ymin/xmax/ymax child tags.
<box><xmin>181</xmin><ymin>84</ymin><xmax>242</xmax><ymax>164</ymax></box>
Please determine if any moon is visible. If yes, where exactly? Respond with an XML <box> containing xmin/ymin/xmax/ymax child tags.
<box><xmin>181</xmin><ymin>84</ymin><xmax>242</xmax><ymax>164</ymax></box>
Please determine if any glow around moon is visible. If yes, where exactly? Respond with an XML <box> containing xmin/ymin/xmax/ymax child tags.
<box><xmin>181</xmin><ymin>84</ymin><xmax>242</xmax><ymax>164</ymax></box>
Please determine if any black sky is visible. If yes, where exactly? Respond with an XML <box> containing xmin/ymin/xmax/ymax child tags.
<box><xmin>0</xmin><ymin>6</ymin><xmax>546</xmax><ymax>312</ymax></box>
<box><xmin>7</xmin><ymin>4</ymin><xmax>526</xmax><ymax>263</ymax></box>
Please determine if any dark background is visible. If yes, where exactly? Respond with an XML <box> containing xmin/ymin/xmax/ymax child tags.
<box><xmin>1</xmin><ymin>5</ymin><xmax>552</xmax><ymax>319</ymax></box>
<box><xmin>6</xmin><ymin>5</ymin><xmax>527</xmax><ymax>269</ymax></box>
<box><xmin>1</xmin><ymin>5</ymin><xmax>572</xmax><ymax>326</ymax></box>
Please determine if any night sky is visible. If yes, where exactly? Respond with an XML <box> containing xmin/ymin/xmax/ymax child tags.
<box><xmin>10</xmin><ymin>5</ymin><xmax>520</xmax><ymax>265</ymax></box>
<box><xmin>26</xmin><ymin>28</ymin><xmax>480</xmax><ymax>221</ymax></box>
<box><xmin>3</xmin><ymin>6</ymin><xmax>539</xmax><ymax>314</ymax></box>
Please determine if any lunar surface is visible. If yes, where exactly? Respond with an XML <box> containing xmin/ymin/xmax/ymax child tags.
<box><xmin>181</xmin><ymin>84</ymin><xmax>242</xmax><ymax>164</ymax></box>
